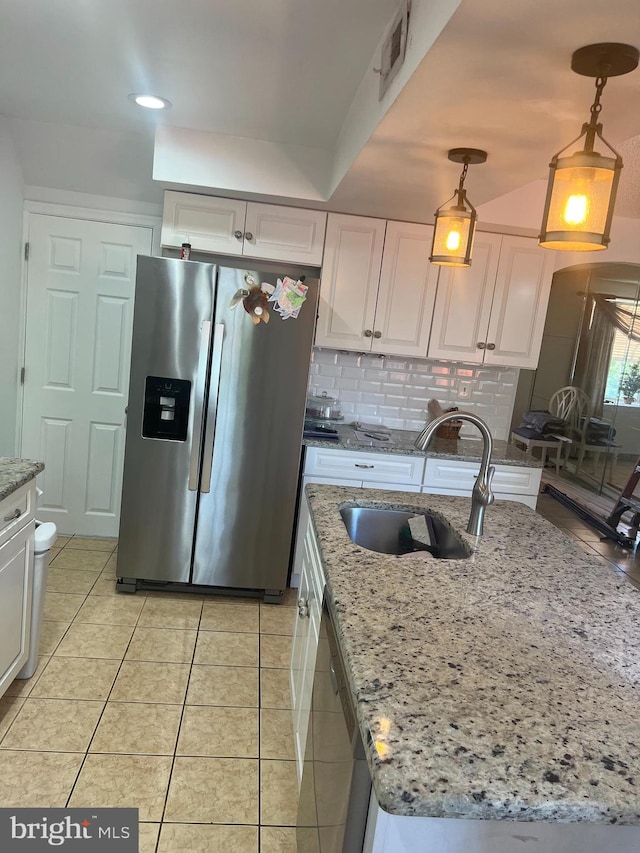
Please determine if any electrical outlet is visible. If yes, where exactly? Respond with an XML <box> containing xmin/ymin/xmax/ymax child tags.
<box><xmin>459</xmin><ymin>382</ymin><xmax>470</xmax><ymax>399</ymax></box>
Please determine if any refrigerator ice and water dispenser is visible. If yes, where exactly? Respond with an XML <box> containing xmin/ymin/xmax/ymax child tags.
<box><xmin>142</xmin><ymin>376</ymin><xmax>191</xmax><ymax>441</ymax></box>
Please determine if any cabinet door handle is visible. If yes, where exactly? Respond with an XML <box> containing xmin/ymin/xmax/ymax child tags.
<box><xmin>4</xmin><ymin>508</ymin><xmax>22</xmax><ymax>522</ymax></box>
<box><xmin>234</xmin><ymin>230</ymin><xmax>243</xmax><ymax>241</ymax></box>
<box><xmin>373</xmin><ymin>331</ymin><xmax>382</xmax><ymax>339</ymax></box>
<box><xmin>355</xmin><ymin>463</ymin><xmax>374</xmax><ymax>469</ymax></box>
<box><xmin>329</xmin><ymin>661</ymin><xmax>339</xmax><ymax>695</ymax></box>
<box><xmin>363</xmin><ymin>329</ymin><xmax>373</xmax><ymax>337</ymax></box>
<box><xmin>297</xmin><ymin>598</ymin><xmax>310</xmax><ymax>618</ymax></box>
<box><xmin>244</xmin><ymin>231</ymin><xmax>254</xmax><ymax>242</ymax></box>
<box><xmin>476</xmin><ymin>342</ymin><xmax>486</xmax><ymax>349</ymax></box>
<box><xmin>486</xmin><ymin>342</ymin><xmax>496</xmax><ymax>350</ymax></box>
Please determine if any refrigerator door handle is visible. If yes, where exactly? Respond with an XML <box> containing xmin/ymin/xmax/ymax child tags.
<box><xmin>188</xmin><ymin>320</ymin><xmax>212</xmax><ymax>491</ymax></box>
<box><xmin>199</xmin><ymin>323</ymin><xmax>225</xmax><ymax>494</ymax></box>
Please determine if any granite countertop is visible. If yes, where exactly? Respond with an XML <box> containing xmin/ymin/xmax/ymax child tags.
<box><xmin>0</xmin><ymin>457</ymin><xmax>44</xmax><ymax>501</ymax></box>
<box><xmin>304</xmin><ymin>424</ymin><xmax>542</xmax><ymax>468</ymax></box>
<box><xmin>305</xmin><ymin>483</ymin><xmax>640</xmax><ymax>824</ymax></box>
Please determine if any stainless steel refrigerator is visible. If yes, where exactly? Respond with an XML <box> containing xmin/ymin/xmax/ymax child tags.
<box><xmin>116</xmin><ymin>255</ymin><xmax>319</xmax><ymax>601</ymax></box>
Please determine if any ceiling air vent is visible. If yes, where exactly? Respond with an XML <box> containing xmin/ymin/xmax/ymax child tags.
<box><xmin>378</xmin><ymin>1</ymin><xmax>410</xmax><ymax>101</ymax></box>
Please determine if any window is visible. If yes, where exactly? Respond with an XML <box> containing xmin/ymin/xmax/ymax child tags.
<box><xmin>604</xmin><ymin>298</ymin><xmax>640</xmax><ymax>403</ymax></box>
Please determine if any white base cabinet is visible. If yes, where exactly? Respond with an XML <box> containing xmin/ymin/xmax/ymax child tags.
<box><xmin>302</xmin><ymin>446</ymin><xmax>540</xmax><ymax>508</ymax></box>
<box><xmin>0</xmin><ymin>482</ymin><xmax>36</xmax><ymax>699</ymax></box>
<box><xmin>290</xmin><ymin>493</ymin><xmax>325</xmax><ymax>784</ymax></box>
<box><xmin>304</xmin><ymin>447</ymin><xmax>425</xmax><ymax>491</ymax></box>
<box><xmin>422</xmin><ymin>457</ymin><xmax>542</xmax><ymax>509</ymax></box>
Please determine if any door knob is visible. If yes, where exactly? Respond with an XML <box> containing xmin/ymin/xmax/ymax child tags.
<box><xmin>476</xmin><ymin>342</ymin><xmax>486</xmax><ymax>349</ymax></box>
<box><xmin>373</xmin><ymin>331</ymin><xmax>382</xmax><ymax>339</ymax></box>
<box><xmin>363</xmin><ymin>329</ymin><xmax>373</xmax><ymax>337</ymax></box>
<box><xmin>234</xmin><ymin>230</ymin><xmax>243</xmax><ymax>241</ymax></box>
<box><xmin>486</xmin><ymin>342</ymin><xmax>496</xmax><ymax>350</ymax></box>
<box><xmin>244</xmin><ymin>232</ymin><xmax>254</xmax><ymax>241</ymax></box>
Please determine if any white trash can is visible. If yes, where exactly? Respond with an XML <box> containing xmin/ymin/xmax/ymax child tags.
<box><xmin>17</xmin><ymin>520</ymin><xmax>57</xmax><ymax>679</ymax></box>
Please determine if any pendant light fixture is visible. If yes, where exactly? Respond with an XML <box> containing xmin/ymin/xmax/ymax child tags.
<box><xmin>539</xmin><ymin>43</ymin><xmax>639</xmax><ymax>252</ymax></box>
<box><xmin>430</xmin><ymin>148</ymin><xmax>487</xmax><ymax>267</ymax></box>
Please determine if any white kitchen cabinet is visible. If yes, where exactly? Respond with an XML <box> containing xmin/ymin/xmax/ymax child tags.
<box><xmin>371</xmin><ymin>221</ymin><xmax>439</xmax><ymax>357</ymax></box>
<box><xmin>0</xmin><ymin>481</ymin><xmax>36</xmax><ymax>699</ymax></box>
<box><xmin>290</xmin><ymin>492</ymin><xmax>325</xmax><ymax>783</ymax></box>
<box><xmin>428</xmin><ymin>233</ymin><xmax>555</xmax><ymax>368</ymax></box>
<box><xmin>422</xmin><ymin>457</ymin><xmax>541</xmax><ymax>509</ymax></box>
<box><xmin>304</xmin><ymin>447</ymin><xmax>425</xmax><ymax>490</ymax></box>
<box><xmin>316</xmin><ymin>215</ymin><xmax>439</xmax><ymax>357</ymax></box>
<box><xmin>161</xmin><ymin>191</ymin><xmax>327</xmax><ymax>265</ymax></box>
<box><xmin>315</xmin><ymin>214</ymin><xmax>386</xmax><ymax>350</ymax></box>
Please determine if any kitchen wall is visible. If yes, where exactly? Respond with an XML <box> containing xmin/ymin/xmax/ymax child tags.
<box><xmin>0</xmin><ymin>116</ymin><xmax>24</xmax><ymax>456</ymax></box>
<box><xmin>308</xmin><ymin>348</ymin><xmax>519</xmax><ymax>440</ymax></box>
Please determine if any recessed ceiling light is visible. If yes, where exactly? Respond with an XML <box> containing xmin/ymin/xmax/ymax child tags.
<box><xmin>129</xmin><ymin>94</ymin><xmax>171</xmax><ymax>110</ymax></box>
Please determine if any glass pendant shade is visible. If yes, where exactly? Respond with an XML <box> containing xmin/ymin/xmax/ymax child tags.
<box><xmin>539</xmin><ymin>145</ymin><xmax>620</xmax><ymax>251</ymax></box>
<box><xmin>539</xmin><ymin>43</ymin><xmax>638</xmax><ymax>252</ymax></box>
<box><xmin>430</xmin><ymin>192</ymin><xmax>477</xmax><ymax>267</ymax></box>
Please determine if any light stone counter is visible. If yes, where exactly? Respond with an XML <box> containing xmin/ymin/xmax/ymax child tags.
<box><xmin>304</xmin><ymin>425</ymin><xmax>542</xmax><ymax>468</ymax></box>
<box><xmin>305</xmin><ymin>483</ymin><xmax>640</xmax><ymax>824</ymax></box>
<box><xmin>0</xmin><ymin>457</ymin><xmax>44</xmax><ymax>501</ymax></box>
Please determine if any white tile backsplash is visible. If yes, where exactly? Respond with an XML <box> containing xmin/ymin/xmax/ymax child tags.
<box><xmin>308</xmin><ymin>349</ymin><xmax>519</xmax><ymax>440</ymax></box>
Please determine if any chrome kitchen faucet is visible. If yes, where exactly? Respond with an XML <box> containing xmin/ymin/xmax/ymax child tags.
<box><xmin>414</xmin><ymin>412</ymin><xmax>495</xmax><ymax>536</ymax></box>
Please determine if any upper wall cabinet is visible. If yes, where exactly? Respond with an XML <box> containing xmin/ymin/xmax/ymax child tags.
<box><xmin>315</xmin><ymin>214</ymin><xmax>439</xmax><ymax>357</ymax></box>
<box><xmin>428</xmin><ymin>234</ymin><xmax>555</xmax><ymax>368</ymax></box>
<box><xmin>161</xmin><ymin>192</ymin><xmax>327</xmax><ymax>266</ymax></box>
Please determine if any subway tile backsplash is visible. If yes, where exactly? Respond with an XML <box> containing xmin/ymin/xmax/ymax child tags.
<box><xmin>308</xmin><ymin>349</ymin><xmax>519</xmax><ymax>440</ymax></box>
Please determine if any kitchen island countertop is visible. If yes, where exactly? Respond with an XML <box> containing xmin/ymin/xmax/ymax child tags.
<box><xmin>303</xmin><ymin>425</ymin><xmax>542</xmax><ymax>468</ymax></box>
<box><xmin>0</xmin><ymin>457</ymin><xmax>44</xmax><ymax>501</ymax></box>
<box><xmin>305</xmin><ymin>483</ymin><xmax>640</xmax><ymax>824</ymax></box>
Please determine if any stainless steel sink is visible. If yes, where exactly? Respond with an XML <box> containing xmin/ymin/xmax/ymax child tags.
<box><xmin>340</xmin><ymin>507</ymin><xmax>471</xmax><ymax>559</ymax></box>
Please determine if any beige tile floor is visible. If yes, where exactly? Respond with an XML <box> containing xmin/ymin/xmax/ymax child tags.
<box><xmin>0</xmin><ymin>535</ymin><xmax>297</xmax><ymax>853</ymax></box>
<box><xmin>536</xmin><ymin>492</ymin><xmax>640</xmax><ymax>591</ymax></box>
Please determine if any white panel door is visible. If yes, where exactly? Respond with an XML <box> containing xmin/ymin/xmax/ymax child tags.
<box><xmin>315</xmin><ymin>213</ymin><xmax>386</xmax><ymax>350</ymax></box>
<box><xmin>484</xmin><ymin>235</ymin><xmax>555</xmax><ymax>368</ymax></box>
<box><xmin>243</xmin><ymin>203</ymin><xmax>327</xmax><ymax>265</ymax></box>
<box><xmin>372</xmin><ymin>221</ymin><xmax>439</xmax><ymax>357</ymax></box>
<box><xmin>427</xmin><ymin>233</ymin><xmax>502</xmax><ymax>363</ymax></box>
<box><xmin>161</xmin><ymin>191</ymin><xmax>246</xmax><ymax>255</ymax></box>
<box><xmin>21</xmin><ymin>214</ymin><xmax>153</xmax><ymax>536</ymax></box>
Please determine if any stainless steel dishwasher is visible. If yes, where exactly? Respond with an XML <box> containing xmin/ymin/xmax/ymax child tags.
<box><xmin>296</xmin><ymin>598</ymin><xmax>372</xmax><ymax>853</ymax></box>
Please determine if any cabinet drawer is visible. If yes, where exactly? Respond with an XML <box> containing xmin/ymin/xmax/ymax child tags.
<box><xmin>0</xmin><ymin>483</ymin><xmax>35</xmax><ymax>549</ymax></box>
<box><xmin>424</xmin><ymin>458</ymin><xmax>541</xmax><ymax>496</ymax></box>
<box><xmin>305</xmin><ymin>447</ymin><xmax>425</xmax><ymax>486</ymax></box>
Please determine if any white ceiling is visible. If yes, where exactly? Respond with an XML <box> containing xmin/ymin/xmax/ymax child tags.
<box><xmin>0</xmin><ymin>0</ymin><xmax>398</xmax><ymax>147</ymax></box>
<box><xmin>1</xmin><ymin>0</ymin><xmax>639</xmax><ymax>222</ymax></box>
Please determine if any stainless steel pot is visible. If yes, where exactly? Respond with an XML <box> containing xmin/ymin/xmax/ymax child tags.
<box><xmin>306</xmin><ymin>392</ymin><xmax>342</xmax><ymax>420</ymax></box>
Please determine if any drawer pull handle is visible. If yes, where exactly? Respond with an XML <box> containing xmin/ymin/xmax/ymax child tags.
<box><xmin>373</xmin><ymin>330</ymin><xmax>382</xmax><ymax>339</ymax></box>
<box><xmin>4</xmin><ymin>508</ymin><xmax>22</xmax><ymax>522</ymax></box>
<box><xmin>363</xmin><ymin>329</ymin><xmax>373</xmax><ymax>338</ymax></box>
<box><xmin>486</xmin><ymin>342</ymin><xmax>496</xmax><ymax>351</ymax></box>
<box><xmin>297</xmin><ymin>598</ymin><xmax>310</xmax><ymax>618</ymax></box>
<box><xmin>476</xmin><ymin>341</ymin><xmax>486</xmax><ymax>349</ymax></box>
<box><xmin>355</xmin><ymin>463</ymin><xmax>374</xmax><ymax>469</ymax></box>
